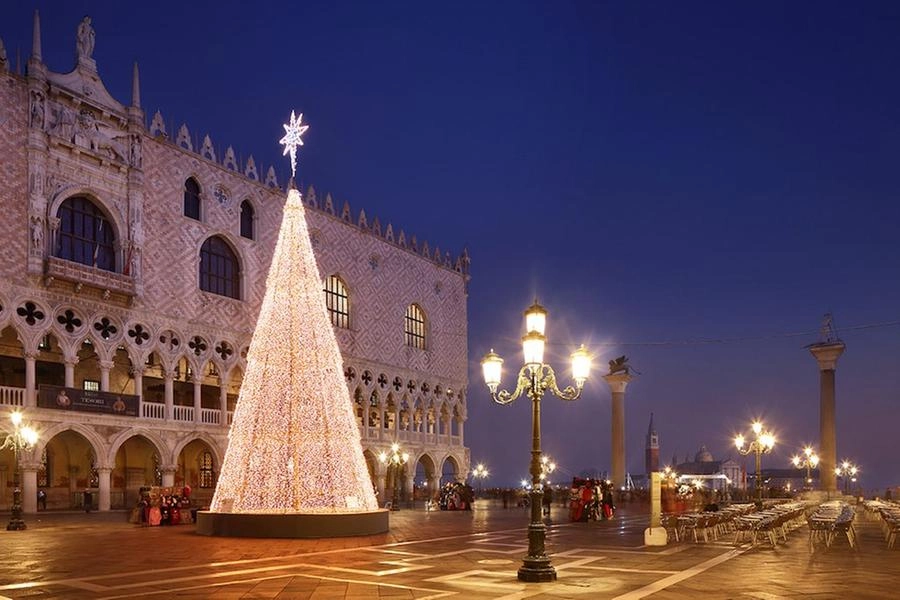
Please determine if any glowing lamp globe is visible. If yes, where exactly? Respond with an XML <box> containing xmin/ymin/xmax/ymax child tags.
<box><xmin>522</xmin><ymin>331</ymin><xmax>546</xmax><ymax>367</ymax></box>
<box><xmin>524</xmin><ymin>301</ymin><xmax>548</xmax><ymax>335</ymax></box>
<box><xmin>10</xmin><ymin>411</ymin><xmax>22</xmax><ymax>427</ymax></box>
<box><xmin>570</xmin><ymin>344</ymin><xmax>591</xmax><ymax>386</ymax></box>
<box><xmin>481</xmin><ymin>350</ymin><xmax>503</xmax><ymax>392</ymax></box>
<box><xmin>734</xmin><ymin>435</ymin><xmax>745</xmax><ymax>450</ymax></box>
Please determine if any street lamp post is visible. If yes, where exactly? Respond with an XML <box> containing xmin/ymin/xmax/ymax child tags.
<box><xmin>734</xmin><ymin>421</ymin><xmax>775</xmax><ymax>503</ymax></box>
<box><xmin>481</xmin><ymin>301</ymin><xmax>591</xmax><ymax>583</ymax></box>
<box><xmin>378</xmin><ymin>443</ymin><xmax>409</xmax><ymax>511</ymax></box>
<box><xmin>3</xmin><ymin>411</ymin><xmax>40</xmax><ymax>531</ymax></box>
<box><xmin>791</xmin><ymin>446</ymin><xmax>819</xmax><ymax>490</ymax></box>
<box><xmin>834</xmin><ymin>460</ymin><xmax>859</xmax><ymax>496</ymax></box>
<box><xmin>472</xmin><ymin>463</ymin><xmax>489</xmax><ymax>498</ymax></box>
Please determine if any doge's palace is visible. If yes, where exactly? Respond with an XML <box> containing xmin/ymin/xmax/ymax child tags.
<box><xmin>0</xmin><ymin>13</ymin><xmax>469</xmax><ymax>513</ymax></box>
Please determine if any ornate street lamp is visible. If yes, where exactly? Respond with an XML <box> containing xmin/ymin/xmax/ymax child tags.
<box><xmin>481</xmin><ymin>300</ymin><xmax>591</xmax><ymax>582</ymax></box>
<box><xmin>378</xmin><ymin>443</ymin><xmax>409</xmax><ymax>511</ymax></box>
<box><xmin>834</xmin><ymin>460</ymin><xmax>859</xmax><ymax>496</ymax></box>
<box><xmin>471</xmin><ymin>463</ymin><xmax>489</xmax><ymax>498</ymax></box>
<box><xmin>791</xmin><ymin>446</ymin><xmax>819</xmax><ymax>490</ymax></box>
<box><xmin>734</xmin><ymin>421</ymin><xmax>775</xmax><ymax>503</ymax></box>
<box><xmin>3</xmin><ymin>411</ymin><xmax>40</xmax><ymax>530</ymax></box>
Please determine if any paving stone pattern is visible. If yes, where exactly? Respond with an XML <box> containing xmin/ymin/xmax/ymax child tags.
<box><xmin>0</xmin><ymin>503</ymin><xmax>895</xmax><ymax>599</ymax></box>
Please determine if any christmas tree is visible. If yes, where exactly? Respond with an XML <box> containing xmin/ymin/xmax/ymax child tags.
<box><xmin>210</xmin><ymin>112</ymin><xmax>378</xmax><ymax>514</ymax></box>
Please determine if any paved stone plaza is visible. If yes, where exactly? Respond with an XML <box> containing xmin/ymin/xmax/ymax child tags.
<box><xmin>0</xmin><ymin>502</ymin><xmax>894</xmax><ymax>599</ymax></box>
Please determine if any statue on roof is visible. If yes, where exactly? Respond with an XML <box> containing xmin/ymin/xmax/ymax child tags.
<box><xmin>76</xmin><ymin>16</ymin><xmax>95</xmax><ymax>61</ymax></box>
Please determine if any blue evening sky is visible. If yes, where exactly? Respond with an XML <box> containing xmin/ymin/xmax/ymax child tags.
<box><xmin>5</xmin><ymin>1</ymin><xmax>900</xmax><ymax>491</ymax></box>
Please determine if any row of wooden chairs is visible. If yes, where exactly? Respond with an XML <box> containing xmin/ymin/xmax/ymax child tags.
<box><xmin>862</xmin><ymin>499</ymin><xmax>900</xmax><ymax>549</ymax></box>
<box><xmin>732</xmin><ymin>502</ymin><xmax>810</xmax><ymax>547</ymax></box>
<box><xmin>807</xmin><ymin>501</ymin><xmax>858</xmax><ymax>551</ymax></box>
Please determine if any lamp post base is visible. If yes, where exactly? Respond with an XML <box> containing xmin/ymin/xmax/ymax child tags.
<box><xmin>517</xmin><ymin>557</ymin><xmax>557</xmax><ymax>582</ymax></box>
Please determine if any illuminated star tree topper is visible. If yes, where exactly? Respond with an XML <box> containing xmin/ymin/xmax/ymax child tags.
<box><xmin>279</xmin><ymin>110</ymin><xmax>309</xmax><ymax>178</ymax></box>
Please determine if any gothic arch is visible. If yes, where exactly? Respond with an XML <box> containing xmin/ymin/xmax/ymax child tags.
<box><xmin>35</xmin><ymin>422</ymin><xmax>108</xmax><ymax>468</ymax></box>
<box><xmin>106</xmin><ymin>428</ymin><xmax>169</xmax><ymax>466</ymax></box>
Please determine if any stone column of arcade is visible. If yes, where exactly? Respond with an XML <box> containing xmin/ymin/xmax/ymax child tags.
<box><xmin>99</xmin><ymin>360</ymin><xmax>113</xmax><ymax>391</ymax></box>
<box><xmin>97</xmin><ymin>467</ymin><xmax>112</xmax><ymax>511</ymax></box>
<box><xmin>161</xmin><ymin>465</ymin><xmax>177</xmax><ymax>489</ymax></box>
<box><xmin>603</xmin><ymin>372</ymin><xmax>633</xmax><ymax>490</ymax></box>
<box><xmin>64</xmin><ymin>358</ymin><xmax>77</xmax><ymax>388</ymax></box>
<box><xmin>21</xmin><ymin>463</ymin><xmax>39</xmax><ymax>514</ymax></box>
<box><xmin>218</xmin><ymin>376</ymin><xmax>229</xmax><ymax>427</ymax></box>
<box><xmin>809</xmin><ymin>342</ymin><xmax>845</xmax><ymax>494</ymax></box>
<box><xmin>24</xmin><ymin>352</ymin><xmax>36</xmax><ymax>407</ymax></box>
<box><xmin>192</xmin><ymin>375</ymin><xmax>202</xmax><ymax>424</ymax></box>
<box><xmin>163</xmin><ymin>368</ymin><xmax>175</xmax><ymax>421</ymax></box>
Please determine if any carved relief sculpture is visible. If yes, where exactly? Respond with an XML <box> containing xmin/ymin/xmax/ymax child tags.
<box><xmin>30</xmin><ymin>216</ymin><xmax>44</xmax><ymax>255</ymax></box>
<box><xmin>30</xmin><ymin>91</ymin><xmax>45</xmax><ymax>129</ymax></box>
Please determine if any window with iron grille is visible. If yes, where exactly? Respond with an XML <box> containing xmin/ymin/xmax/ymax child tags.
<box><xmin>324</xmin><ymin>275</ymin><xmax>350</xmax><ymax>329</ymax></box>
<box><xmin>405</xmin><ymin>304</ymin><xmax>426</xmax><ymax>349</ymax></box>
<box><xmin>200</xmin><ymin>236</ymin><xmax>240</xmax><ymax>299</ymax></box>
<box><xmin>56</xmin><ymin>196</ymin><xmax>116</xmax><ymax>271</ymax></box>
<box><xmin>83</xmin><ymin>380</ymin><xmax>100</xmax><ymax>392</ymax></box>
<box><xmin>199</xmin><ymin>451</ymin><xmax>214</xmax><ymax>488</ymax></box>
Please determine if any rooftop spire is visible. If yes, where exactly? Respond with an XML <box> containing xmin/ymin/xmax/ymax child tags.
<box><xmin>131</xmin><ymin>62</ymin><xmax>141</xmax><ymax>108</ymax></box>
<box><xmin>31</xmin><ymin>9</ymin><xmax>41</xmax><ymax>62</ymax></box>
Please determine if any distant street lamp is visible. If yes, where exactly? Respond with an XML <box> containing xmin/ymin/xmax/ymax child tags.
<box><xmin>378</xmin><ymin>443</ymin><xmax>409</xmax><ymax>511</ymax></box>
<box><xmin>734</xmin><ymin>421</ymin><xmax>775</xmax><ymax>503</ymax></box>
<box><xmin>834</xmin><ymin>460</ymin><xmax>859</xmax><ymax>496</ymax></box>
<box><xmin>3</xmin><ymin>411</ymin><xmax>40</xmax><ymax>530</ymax></box>
<box><xmin>539</xmin><ymin>455</ymin><xmax>556</xmax><ymax>484</ymax></box>
<box><xmin>791</xmin><ymin>446</ymin><xmax>820</xmax><ymax>490</ymax></box>
<box><xmin>471</xmin><ymin>463</ymin><xmax>489</xmax><ymax>498</ymax></box>
<box><xmin>481</xmin><ymin>300</ymin><xmax>591</xmax><ymax>582</ymax></box>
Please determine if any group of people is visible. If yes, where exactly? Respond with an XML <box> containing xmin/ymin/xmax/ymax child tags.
<box><xmin>438</xmin><ymin>481</ymin><xmax>474</xmax><ymax>510</ymax></box>
<box><xmin>130</xmin><ymin>486</ymin><xmax>193</xmax><ymax>526</ymax></box>
<box><xmin>569</xmin><ymin>477</ymin><xmax>616</xmax><ymax>522</ymax></box>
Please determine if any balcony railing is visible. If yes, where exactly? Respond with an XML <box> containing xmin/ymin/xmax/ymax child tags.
<box><xmin>45</xmin><ymin>256</ymin><xmax>136</xmax><ymax>297</ymax></box>
<box><xmin>141</xmin><ymin>402</ymin><xmax>165</xmax><ymax>420</ymax></box>
<box><xmin>0</xmin><ymin>386</ymin><xmax>25</xmax><ymax>407</ymax></box>
<box><xmin>173</xmin><ymin>405</ymin><xmax>194</xmax><ymax>422</ymax></box>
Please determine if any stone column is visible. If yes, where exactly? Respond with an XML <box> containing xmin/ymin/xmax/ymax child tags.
<box><xmin>192</xmin><ymin>376</ymin><xmax>202</xmax><ymax>424</ymax></box>
<box><xmin>97</xmin><ymin>467</ymin><xmax>112</xmax><ymax>511</ymax></box>
<box><xmin>99</xmin><ymin>360</ymin><xmax>113</xmax><ymax>392</ymax></box>
<box><xmin>21</xmin><ymin>465</ymin><xmax>38</xmax><ymax>514</ymax></box>
<box><xmin>24</xmin><ymin>352</ymin><xmax>36</xmax><ymax>407</ymax></box>
<box><xmin>603</xmin><ymin>372</ymin><xmax>633</xmax><ymax>490</ymax></box>
<box><xmin>133</xmin><ymin>368</ymin><xmax>144</xmax><ymax>418</ymax></box>
<box><xmin>163</xmin><ymin>368</ymin><xmax>175</xmax><ymax>421</ymax></box>
<box><xmin>64</xmin><ymin>359</ymin><xmax>77</xmax><ymax>388</ymax></box>
<box><xmin>218</xmin><ymin>375</ymin><xmax>229</xmax><ymax>428</ymax></box>
<box><xmin>809</xmin><ymin>342</ymin><xmax>845</xmax><ymax>494</ymax></box>
<box><xmin>161</xmin><ymin>466</ymin><xmax>177</xmax><ymax>489</ymax></box>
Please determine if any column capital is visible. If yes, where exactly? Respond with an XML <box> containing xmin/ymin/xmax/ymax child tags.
<box><xmin>98</xmin><ymin>360</ymin><xmax>115</xmax><ymax>370</ymax></box>
<box><xmin>809</xmin><ymin>342</ymin><xmax>845</xmax><ymax>371</ymax></box>
<box><xmin>603</xmin><ymin>372</ymin><xmax>633</xmax><ymax>394</ymax></box>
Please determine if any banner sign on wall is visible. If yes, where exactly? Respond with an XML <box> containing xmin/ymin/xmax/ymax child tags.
<box><xmin>38</xmin><ymin>384</ymin><xmax>139</xmax><ymax>417</ymax></box>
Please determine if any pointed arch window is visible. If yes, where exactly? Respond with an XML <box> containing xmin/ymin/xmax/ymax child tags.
<box><xmin>200</xmin><ymin>236</ymin><xmax>240</xmax><ymax>299</ymax></box>
<box><xmin>240</xmin><ymin>200</ymin><xmax>254</xmax><ymax>239</ymax></box>
<box><xmin>324</xmin><ymin>275</ymin><xmax>350</xmax><ymax>329</ymax></box>
<box><xmin>199</xmin><ymin>451</ymin><xmax>214</xmax><ymax>488</ymax></box>
<box><xmin>405</xmin><ymin>304</ymin><xmax>426</xmax><ymax>349</ymax></box>
<box><xmin>184</xmin><ymin>177</ymin><xmax>201</xmax><ymax>220</ymax></box>
<box><xmin>56</xmin><ymin>196</ymin><xmax>116</xmax><ymax>271</ymax></box>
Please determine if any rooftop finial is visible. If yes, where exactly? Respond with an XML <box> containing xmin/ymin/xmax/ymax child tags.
<box><xmin>31</xmin><ymin>9</ymin><xmax>41</xmax><ymax>61</ymax></box>
<box><xmin>131</xmin><ymin>62</ymin><xmax>141</xmax><ymax>108</ymax></box>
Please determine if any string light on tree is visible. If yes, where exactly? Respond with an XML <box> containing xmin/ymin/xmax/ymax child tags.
<box><xmin>209</xmin><ymin>111</ymin><xmax>377</xmax><ymax>515</ymax></box>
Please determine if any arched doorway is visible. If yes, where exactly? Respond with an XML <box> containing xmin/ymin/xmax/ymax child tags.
<box><xmin>113</xmin><ymin>435</ymin><xmax>163</xmax><ymax>509</ymax></box>
<box><xmin>414</xmin><ymin>454</ymin><xmax>437</xmax><ymax>501</ymax></box>
<box><xmin>177</xmin><ymin>438</ymin><xmax>218</xmax><ymax>507</ymax></box>
<box><xmin>34</xmin><ymin>429</ymin><xmax>100</xmax><ymax>510</ymax></box>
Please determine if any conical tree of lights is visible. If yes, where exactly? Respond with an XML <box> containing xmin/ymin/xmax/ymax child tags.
<box><xmin>210</xmin><ymin>112</ymin><xmax>377</xmax><ymax>514</ymax></box>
